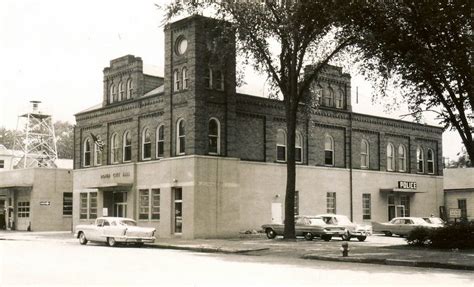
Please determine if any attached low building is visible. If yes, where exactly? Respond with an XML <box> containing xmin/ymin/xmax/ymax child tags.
<box><xmin>73</xmin><ymin>15</ymin><xmax>444</xmax><ymax>239</ymax></box>
<box><xmin>444</xmin><ymin>168</ymin><xmax>473</xmax><ymax>222</ymax></box>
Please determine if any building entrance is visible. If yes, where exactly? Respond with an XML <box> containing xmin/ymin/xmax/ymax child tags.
<box><xmin>172</xmin><ymin>187</ymin><xmax>182</xmax><ymax>234</ymax></box>
<box><xmin>0</xmin><ymin>200</ymin><xmax>5</xmax><ymax>230</ymax></box>
<box><xmin>103</xmin><ymin>191</ymin><xmax>128</xmax><ymax>218</ymax></box>
<box><xmin>387</xmin><ymin>194</ymin><xmax>410</xmax><ymax>220</ymax></box>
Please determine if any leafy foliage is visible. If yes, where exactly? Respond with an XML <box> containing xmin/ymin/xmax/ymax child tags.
<box><xmin>407</xmin><ymin>223</ymin><xmax>474</xmax><ymax>249</ymax></box>
<box><xmin>406</xmin><ymin>227</ymin><xmax>432</xmax><ymax>247</ymax></box>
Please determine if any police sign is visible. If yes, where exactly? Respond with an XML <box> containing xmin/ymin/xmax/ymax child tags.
<box><xmin>398</xmin><ymin>181</ymin><xmax>417</xmax><ymax>190</ymax></box>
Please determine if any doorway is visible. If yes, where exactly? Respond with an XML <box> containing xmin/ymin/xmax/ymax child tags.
<box><xmin>387</xmin><ymin>194</ymin><xmax>410</xmax><ymax>220</ymax></box>
<box><xmin>113</xmin><ymin>192</ymin><xmax>127</xmax><ymax>217</ymax></box>
<box><xmin>271</xmin><ymin>203</ymin><xmax>282</xmax><ymax>224</ymax></box>
<box><xmin>172</xmin><ymin>187</ymin><xmax>182</xmax><ymax>234</ymax></box>
<box><xmin>0</xmin><ymin>200</ymin><xmax>5</xmax><ymax>230</ymax></box>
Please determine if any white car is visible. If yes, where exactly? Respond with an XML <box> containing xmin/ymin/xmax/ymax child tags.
<box><xmin>372</xmin><ymin>217</ymin><xmax>437</xmax><ymax>236</ymax></box>
<box><xmin>315</xmin><ymin>214</ymin><xmax>372</xmax><ymax>241</ymax></box>
<box><xmin>74</xmin><ymin>217</ymin><xmax>156</xmax><ymax>247</ymax></box>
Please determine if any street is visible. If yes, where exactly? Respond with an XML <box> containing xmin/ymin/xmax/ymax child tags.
<box><xmin>1</xmin><ymin>239</ymin><xmax>472</xmax><ymax>287</ymax></box>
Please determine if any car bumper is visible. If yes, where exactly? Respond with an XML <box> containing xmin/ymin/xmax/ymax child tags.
<box><xmin>114</xmin><ymin>236</ymin><xmax>156</xmax><ymax>243</ymax></box>
<box><xmin>324</xmin><ymin>230</ymin><xmax>346</xmax><ymax>236</ymax></box>
<box><xmin>351</xmin><ymin>230</ymin><xmax>372</xmax><ymax>237</ymax></box>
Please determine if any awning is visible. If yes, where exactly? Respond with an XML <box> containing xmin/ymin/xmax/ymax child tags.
<box><xmin>84</xmin><ymin>183</ymin><xmax>133</xmax><ymax>189</ymax></box>
<box><xmin>380</xmin><ymin>188</ymin><xmax>425</xmax><ymax>193</ymax></box>
<box><xmin>0</xmin><ymin>185</ymin><xmax>33</xmax><ymax>190</ymax></box>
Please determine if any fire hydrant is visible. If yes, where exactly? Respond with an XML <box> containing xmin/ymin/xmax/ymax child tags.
<box><xmin>341</xmin><ymin>242</ymin><xmax>349</xmax><ymax>257</ymax></box>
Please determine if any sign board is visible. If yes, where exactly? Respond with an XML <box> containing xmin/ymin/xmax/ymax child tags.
<box><xmin>103</xmin><ymin>208</ymin><xmax>108</xmax><ymax>217</ymax></box>
<box><xmin>449</xmin><ymin>208</ymin><xmax>461</xmax><ymax>218</ymax></box>
<box><xmin>398</xmin><ymin>181</ymin><xmax>417</xmax><ymax>190</ymax></box>
<box><xmin>39</xmin><ymin>201</ymin><xmax>51</xmax><ymax>206</ymax></box>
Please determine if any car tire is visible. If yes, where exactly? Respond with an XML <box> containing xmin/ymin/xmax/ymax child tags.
<box><xmin>321</xmin><ymin>235</ymin><xmax>332</xmax><ymax>241</ymax></box>
<box><xmin>78</xmin><ymin>232</ymin><xmax>88</xmax><ymax>245</ymax></box>
<box><xmin>107</xmin><ymin>237</ymin><xmax>117</xmax><ymax>247</ymax></box>
<box><xmin>383</xmin><ymin>231</ymin><xmax>392</xmax><ymax>237</ymax></box>
<box><xmin>304</xmin><ymin>233</ymin><xmax>314</xmax><ymax>241</ymax></box>
<box><xmin>357</xmin><ymin>236</ymin><xmax>367</xmax><ymax>242</ymax></box>
<box><xmin>266</xmin><ymin>229</ymin><xmax>277</xmax><ymax>239</ymax></box>
<box><xmin>341</xmin><ymin>231</ymin><xmax>351</xmax><ymax>241</ymax></box>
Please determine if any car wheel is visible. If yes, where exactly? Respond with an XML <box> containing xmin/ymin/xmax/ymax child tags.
<box><xmin>304</xmin><ymin>232</ymin><xmax>314</xmax><ymax>241</ymax></box>
<box><xmin>341</xmin><ymin>231</ymin><xmax>351</xmax><ymax>241</ymax></box>
<box><xmin>357</xmin><ymin>236</ymin><xmax>367</xmax><ymax>242</ymax></box>
<box><xmin>78</xmin><ymin>232</ymin><xmax>88</xmax><ymax>245</ymax></box>
<box><xmin>107</xmin><ymin>237</ymin><xmax>117</xmax><ymax>247</ymax></box>
<box><xmin>383</xmin><ymin>231</ymin><xmax>392</xmax><ymax>237</ymax></box>
<box><xmin>321</xmin><ymin>235</ymin><xmax>332</xmax><ymax>242</ymax></box>
<box><xmin>266</xmin><ymin>229</ymin><xmax>277</xmax><ymax>239</ymax></box>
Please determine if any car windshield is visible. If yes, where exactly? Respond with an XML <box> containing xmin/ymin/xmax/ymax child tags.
<box><xmin>411</xmin><ymin>218</ymin><xmax>427</xmax><ymax>224</ymax></box>
<box><xmin>424</xmin><ymin>217</ymin><xmax>444</xmax><ymax>224</ymax></box>
<box><xmin>118</xmin><ymin>220</ymin><xmax>137</xmax><ymax>226</ymax></box>
<box><xmin>308</xmin><ymin>218</ymin><xmax>325</xmax><ymax>225</ymax></box>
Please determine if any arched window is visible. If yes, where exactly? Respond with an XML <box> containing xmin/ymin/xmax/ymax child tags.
<box><xmin>427</xmin><ymin>149</ymin><xmax>435</xmax><ymax>174</ymax></box>
<box><xmin>361</xmin><ymin>139</ymin><xmax>369</xmax><ymax>168</ymax></box>
<box><xmin>387</xmin><ymin>143</ymin><xmax>395</xmax><ymax>171</ymax></box>
<box><xmin>119</xmin><ymin>81</ymin><xmax>124</xmax><ymax>101</ymax></box>
<box><xmin>127</xmin><ymin>79</ymin><xmax>133</xmax><ymax>99</ymax></box>
<box><xmin>295</xmin><ymin>132</ymin><xmax>303</xmax><ymax>163</ymax></box>
<box><xmin>204</xmin><ymin>68</ymin><xmax>212</xmax><ymax>89</ymax></box>
<box><xmin>324</xmin><ymin>135</ymin><xmax>334</xmax><ymax>166</ymax></box>
<box><xmin>173</xmin><ymin>70</ymin><xmax>180</xmax><ymax>91</ymax></box>
<box><xmin>417</xmin><ymin>146</ymin><xmax>424</xmax><ymax>173</ymax></box>
<box><xmin>156</xmin><ymin>125</ymin><xmax>164</xmax><ymax>158</ymax></box>
<box><xmin>208</xmin><ymin>118</ymin><xmax>220</xmax><ymax>155</ymax></box>
<box><xmin>177</xmin><ymin>119</ymin><xmax>185</xmax><ymax>155</ymax></box>
<box><xmin>335</xmin><ymin>89</ymin><xmax>344</xmax><ymax>109</ymax></box>
<box><xmin>214</xmin><ymin>70</ymin><xmax>224</xmax><ymax>91</ymax></box>
<box><xmin>110</xmin><ymin>133</ymin><xmax>119</xmax><ymax>164</ymax></box>
<box><xmin>110</xmin><ymin>84</ymin><xmax>116</xmax><ymax>103</ymax></box>
<box><xmin>182</xmin><ymin>67</ymin><xmax>188</xmax><ymax>90</ymax></box>
<box><xmin>94</xmin><ymin>137</ymin><xmax>102</xmax><ymax>166</ymax></box>
<box><xmin>322</xmin><ymin>87</ymin><xmax>334</xmax><ymax>107</ymax></box>
<box><xmin>83</xmin><ymin>138</ymin><xmax>91</xmax><ymax>167</ymax></box>
<box><xmin>142</xmin><ymin>128</ymin><xmax>151</xmax><ymax>160</ymax></box>
<box><xmin>123</xmin><ymin>131</ymin><xmax>132</xmax><ymax>162</ymax></box>
<box><xmin>398</xmin><ymin>145</ymin><xmax>406</xmax><ymax>172</ymax></box>
<box><xmin>276</xmin><ymin>129</ymin><xmax>286</xmax><ymax>162</ymax></box>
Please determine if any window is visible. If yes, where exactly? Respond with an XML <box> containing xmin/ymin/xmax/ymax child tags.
<box><xmin>138</xmin><ymin>189</ymin><xmax>160</xmax><ymax>220</ymax></box>
<box><xmin>80</xmin><ymin>193</ymin><xmax>88</xmax><ymax>219</ymax></box>
<box><xmin>208</xmin><ymin>118</ymin><xmax>220</xmax><ymax>155</ymax></box>
<box><xmin>322</xmin><ymin>87</ymin><xmax>334</xmax><ymax>107</ymax></box>
<box><xmin>182</xmin><ymin>67</ymin><xmax>188</xmax><ymax>90</ymax></box>
<box><xmin>94</xmin><ymin>139</ymin><xmax>102</xmax><ymax>166</ymax></box>
<box><xmin>127</xmin><ymin>78</ymin><xmax>133</xmax><ymax>99</ymax></box>
<box><xmin>119</xmin><ymin>81</ymin><xmax>124</xmax><ymax>101</ymax></box>
<box><xmin>204</xmin><ymin>68</ymin><xmax>212</xmax><ymax>89</ymax></box>
<box><xmin>294</xmin><ymin>190</ymin><xmax>299</xmax><ymax>215</ymax></box>
<box><xmin>214</xmin><ymin>70</ymin><xmax>224</xmax><ymax>91</ymax></box>
<box><xmin>398</xmin><ymin>145</ymin><xmax>406</xmax><ymax>172</ymax></box>
<box><xmin>83</xmin><ymin>138</ymin><xmax>91</xmax><ymax>167</ymax></box>
<box><xmin>156</xmin><ymin>125</ymin><xmax>164</xmax><ymax>158</ymax></box>
<box><xmin>276</xmin><ymin>129</ymin><xmax>286</xmax><ymax>162</ymax></box>
<box><xmin>63</xmin><ymin>192</ymin><xmax>73</xmax><ymax>216</ymax></box>
<box><xmin>173</xmin><ymin>70</ymin><xmax>180</xmax><ymax>91</ymax></box>
<box><xmin>417</xmin><ymin>146</ymin><xmax>424</xmax><ymax>173</ymax></box>
<box><xmin>123</xmin><ymin>131</ymin><xmax>132</xmax><ymax>162</ymax></box>
<box><xmin>327</xmin><ymin>192</ymin><xmax>336</xmax><ymax>214</ymax></box>
<box><xmin>110</xmin><ymin>84</ymin><xmax>116</xmax><ymax>103</ymax></box>
<box><xmin>427</xmin><ymin>149</ymin><xmax>435</xmax><ymax>174</ymax></box>
<box><xmin>0</xmin><ymin>159</ymin><xmax>4</xmax><ymax>168</ymax></box>
<box><xmin>324</xmin><ymin>135</ymin><xmax>334</xmax><ymax>166</ymax></box>
<box><xmin>80</xmin><ymin>192</ymin><xmax>98</xmax><ymax>220</ymax></box>
<box><xmin>17</xmin><ymin>202</ymin><xmax>30</xmax><ymax>218</ymax></box>
<box><xmin>458</xmin><ymin>199</ymin><xmax>467</xmax><ymax>219</ymax></box>
<box><xmin>110</xmin><ymin>133</ymin><xmax>119</xmax><ymax>164</ymax></box>
<box><xmin>362</xmin><ymin>194</ymin><xmax>371</xmax><ymax>220</ymax></box>
<box><xmin>360</xmin><ymin>139</ymin><xmax>369</xmax><ymax>168</ymax></box>
<box><xmin>295</xmin><ymin>132</ymin><xmax>303</xmax><ymax>163</ymax></box>
<box><xmin>400</xmin><ymin>195</ymin><xmax>410</xmax><ymax>217</ymax></box>
<box><xmin>335</xmin><ymin>89</ymin><xmax>344</xmax><ymax>109</ymax></box>
<box><xmin>142</xmin><ymin>128</ymin><xmax>151</xmax><ymax>160</ymax></box>
<box><xmin>386</xmin><ymin>143</ymin><xmax>394</xmax><ymax>171</ymax></box>
<box><xmin>177</xmin><ymin>119</ymin><xmax>185</xmax><ymax>155</ymax></box>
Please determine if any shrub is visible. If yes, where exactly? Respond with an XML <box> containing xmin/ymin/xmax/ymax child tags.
<box><xmin>430</xmin><ymin>222</ymin><xmax>474</xmax><ymax>249</ymax></box>
<box><xmin>407</xmin><ymin>227</ymin><xmax>432</xmax><ymax>247</ymax></box>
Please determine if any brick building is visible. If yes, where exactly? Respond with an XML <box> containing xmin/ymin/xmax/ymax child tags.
<box><xmin>73</xmin><ymin>15</ymin><xmax>444</xmax><ymax>238</ymax></box>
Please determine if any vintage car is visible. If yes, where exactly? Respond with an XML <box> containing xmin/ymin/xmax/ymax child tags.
<box><xmin>261</xmin><ymin>215</ymin><xmax>346</xmax><ymax>241</ymax></box>
<box><xmin>314</xmin><ymin>214</ymin><xmax>372</xmax><ymax>241</ymax></box>
<box><xmin>74</xmin><ymin>217</ymin><xmax>156</xmax><ymax>247</ymax></box>
<box><xmin>372</xmin><ymin>217</ymin><xmax>439</xmax><ymax>236</ymax></box>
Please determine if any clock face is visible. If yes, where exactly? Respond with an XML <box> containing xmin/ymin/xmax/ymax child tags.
<box><xmin>176</xmin><ymin>37</ymin><xmax>188</xmax><ymax>55</ymax></box>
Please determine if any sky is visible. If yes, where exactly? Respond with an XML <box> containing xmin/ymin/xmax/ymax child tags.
<box><xmin>0</xmin><ymin>0</ymin><xmax>464</xmax><ymax>160</ymax></box>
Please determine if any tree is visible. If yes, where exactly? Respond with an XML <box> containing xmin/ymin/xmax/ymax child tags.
<box><xmin>342</xmin><ymin>1</ymin><xmax>473</xmax><ymax>161</ymax></box>
<box><xmin>164</xmin><ymin>0</ymin><xmax>352</xmax><ymax>238</ymax></box>
<box><xmin>449</xmin><ymin>147</ymin><xmax>472</xmax><ymax>168</ymax></box>
<box><xmin>54</xmin><ymin>121</ymin><xmax>74</xmax><ymax>159</ymax></box>
<box><xmin>0</xmin><ymin>127</ymin><xmax>18</xmax><ymax>149</ymax></box>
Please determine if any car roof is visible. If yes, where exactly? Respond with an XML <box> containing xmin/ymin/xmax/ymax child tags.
<box><xmin>97</xmin><ymin>217</ymin><xmax>135</xmax><ymax>221</ymax></box>
<box><xmin>315</xmin><ymin>214</ymin><xmax>349</xmax><ymax>218</ymax></box>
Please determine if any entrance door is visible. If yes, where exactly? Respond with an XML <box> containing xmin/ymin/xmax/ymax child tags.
<box><xmin>0</xmin><ymin>200</ymin><xmax>5</xmax><ymax>230</ymax></box>
<box><xmin>396</xmin><ymin>205</ymin><xmax>406</xmax><ymax>217</ymax></box>
<box><xmin>388</xmin><ymin>195</ymin><xmax>396</xmax><ymax>220</ymax></box>
<box><xmin>271</xmin><ymin>203</ymin><xmax>282</xmax><ymax>224</ymax></box>
<box><xmin>172</xmin><ymin>188</ymin><xmax>183</xmax><ymax>234</ymax></box>
<box><xmin>113</xmin><ymin>192</ymin><xmax>127</xmax><ymax>217</ymax></box>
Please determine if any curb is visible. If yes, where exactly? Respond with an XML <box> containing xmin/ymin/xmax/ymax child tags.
<box><xmin>302</xmin><ymin>254</ymin><xmax>474</xmax><ymax>271</ymax></box>
<box><xmin>151</xmin><ymin>243</ymin><xmax>270</xmax><ymax>254</ymax></box>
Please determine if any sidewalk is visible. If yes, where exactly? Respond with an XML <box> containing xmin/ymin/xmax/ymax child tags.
<box><xmin>1</xmin><ymin>231</ymin><xmax>473</xmax><ymax>271</ymax></box>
